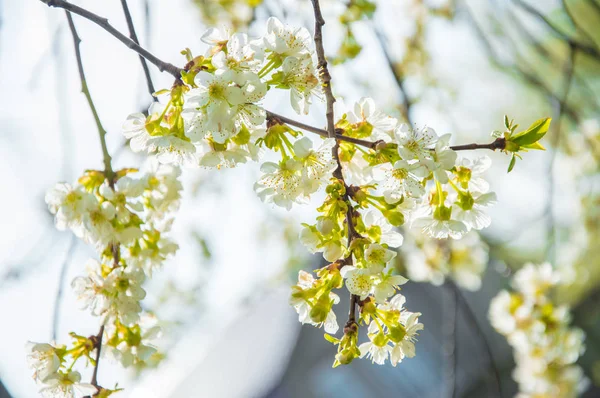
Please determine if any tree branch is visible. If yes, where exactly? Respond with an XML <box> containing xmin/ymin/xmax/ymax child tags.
<box><xmin>372</xmin><ymin>24</ymin><xmax>414</xmax><ymax>126</ymax></box>
<box><xmin>120</xmin><ymin>0</ymin><xmax>156</xmax><ymax>98</ymax></box>
<box><xmin>83</xmin><ymin>325</ymin><xmax>105</xmax><ymax>398</ymax></box>
<box><xmin>512</xmin><ymin>0</ymin><xmax>600</xmax><ymax>62</ymax></box>
<box><xmin>65</xmin><ymin>10</ymin><xmax>113</xmax><ymax>180</ymax></box>
<box><xmin>443</xmin><ymin>281</ymin><xmax>458</xmax><ymax>398</ymax></box>
<box><xmin>449</xmin><ymin>280</ymin><xmax>503</xmax><ymax>397</ymax></box>
<box><xmin>41</xmin><ymin>0</ymin><xmax>182</xmax><ymax>79</ymax></box>
<box><xmin>266</xmin><ymin>110</ymin><xmax>507</xmax><ymax>152</ymax></box>
<box><xmin>310</xmin><ymin>0</ymin><xmax>335</xmax><ymax>138</ymax></box>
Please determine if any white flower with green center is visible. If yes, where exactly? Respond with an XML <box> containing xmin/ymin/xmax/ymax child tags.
<box><xmin>263</xmin><ymin>17</ymin><xmax>312</xmax><ymax>59</ymax></box>
<box><xmin>376</xmin><ymin>159</ymin><xmax>427</xmax><ymax>203</ymax></box>
<box><xmin>364</xmin><ymin>243</ymin><xmax>397</xmax><ymax>269</ymax></box>
<box><xmin>289</xmin><ymin>270</ymin><xmax>316</xmax><ymax>325</ymax></box>
<box><xmin>254</xmin><ymin>159</ymin><xmax>304</xmax><ymax>210</ymax></box>
<box><xmin>38</xmin><ymin>370</ymin><xmax>96</xmax><ymax>398</ymax></box>
<box><xmin>124</xmin><ymin>104</ymin><xmax>197</xmax><ymax>166</ymax></box>
<box><xmin>347</xmin><ymin>97</ymin><xmax>398</xmax><ymax>141</ymax></box>
<box><xmin>413</xmin><ymin>202</ymin><xmax>467</xmax><ymax>239</ymax></box>
<box><xmin>143</xmin><ymin>160</ymin><xmax>183</xmax><ymax>223</ymax></box>
<box><xmin>187</xmin><ymin>71</ymin><xmax>245</xmax><ymax>143</ymax></box>
<box><xmin>212</xmin><ymin>33</ymin><xmax>258</xmax><ymax>74</ymax></box>
<box><xmin>103</xmin><ymin>267</ymin><xmax>146</xmax><ymax>326</ymax></box>
<box><xmin>395</xmin><ymin>123</ymin><xmax>438</xmax><ymax>161</ymax></box>
<box><xmin>80</xmin><ymin>201</ymin><xmax>117</xmax><ymax>246</ymax></box>
<box><xmin>453</xmin><ymin>156</ymin><xmax>492</xmax><ymax>193</ymax></box>
<box><xmin>423</xmin><ymin>134</ymin><xmax>457</xmax><ymax>183</ymax></box>
<box><xmin>363</xmin><ymin>210</ymin><xmax>404</xmax><ymax>248</ymax></box>
<box><xmin>452</xmin><ymin>191</ymin><xmax>497</xmax><ymax>231</ymax></box>
<box><xmin>390</xmin><ymin>311</ymin><xmax>424</xmax><ymax>366</ymax></box>
<box><xmin>275</xmin><ymin>55</ymin><xmax>320</xmax><ymax>115</ymax></box>
<box><xmin>294</xmin><ymin>137</ymin><xmax>337</xmax><ymax>195</ymax></box>
<box><xmin>122</xmin><ymin>112</ymin><xmax>156</xmax><ymax>155</ymax></box>
<box><xmin>45</xmin><ymin>183</ymin><xmax>96</xmax><ymax>231</ymax></box>
<box><xmin>340</xmin><ymin>266</ymin><xmax>374</xmax><ymax>300</ymax></box>
<box><xmin>488</xmin><ymin>290</ymin><xmax>528</xmax><ymax>335</ymax></box>
<box><xmin>373</xmin><ymin>272</ymin><xmax>409</xmax><ymax>303</ymax></box>
<box><xmin>512</xmin><ymin>263</ymin><xmax>559</xmax><ymax>302</ymax></box>
<box><xmin>359</xmin><ymin>322</ymin><xmax>392</xmax><ymax>365</ymax></box>
<box><xmin>71</xmin><ymin>259</ymin><xmax>109</xmax><ymax>317</ymax></box>
<box><xmin>201</xmin><ymin>26</ymin><xmax>231</xmax><ymax>48</ymax></box>
<box><xmin>26</xmin><ymin>342</ymin><xmax>61</xmax><ymax>383</ymax></box>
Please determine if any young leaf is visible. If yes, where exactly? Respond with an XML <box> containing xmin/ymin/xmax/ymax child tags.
<box><xmin>510</xmin><ymin>118</ymin><xmax>551</xmax><ymax>146</ymax></box>
<box><xmin>507</xmin><ymin>154</ymin><xmax>516</xmax><ymax>173</ymax></box>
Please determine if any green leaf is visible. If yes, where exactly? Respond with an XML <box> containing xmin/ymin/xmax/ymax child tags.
<box><xmin>510</xmin><ymin>117</ymin><xmax>551</xmax><ymax>146</ymax></box>
<box><xmin>324</xmin><ymin>334</ymin><xmax>340</xmax><ymax>344</ymax></box>
<box><xmin>521</xmin><ymin>141</ymin><xmax>546</xmax><ymax>151</ymax></box>
<box><xmin>504</xmin><ymin>115</ymin><xmax>510</xmax><ymax>130</ymax></box>
<box><xmin>507</xmin><ymin>154</ymin><xmax>516</xmax><ymax>173</ymax></box>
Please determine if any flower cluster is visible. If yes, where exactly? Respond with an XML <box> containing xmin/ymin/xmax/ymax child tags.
<box><xmin>400</xmin><ymin>230</ymin><xmax>489</xmax><ymax>290</ymax></box>
<box><xmin>122</xmin><ymin>17</ymin><xmax>321</xmax><ymax>170</ymax></box>
<box><xmin>28</xmin><ymin>160</ymin><xmax>182</xmax><ymax>396</ymax></box>
<box><xmin>489</xmin><ymin>263</ymin><xmax>587</xmax><ymax>397</ymax></box>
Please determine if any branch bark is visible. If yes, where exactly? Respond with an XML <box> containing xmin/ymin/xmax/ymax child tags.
<box><xmin>120</xmin><ymin>0</ymin><xmax>156</xmax><ymax>98</ymax></box>
<box><xmin>42</xmin><ymin>0</ymin><xmax>182</xmax><ymax>79</ymax></box>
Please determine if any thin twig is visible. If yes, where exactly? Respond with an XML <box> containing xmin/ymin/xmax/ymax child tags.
<box><xmin>372</xmin><ymin>24</ymin><xmax>413</xmax><ymax>126</ymax></box>
<box><xmin>52</xmin><ymin>236</ymin><xmax>77</xmax><ymax>341</ymax></box>
<box><xmin>310</xmin><ymin>0</ymin><xmax>335</xmax><ymax>138</ymax></box>
<box><xmin>546</xmin><ymin>45</ymin><xmax>576</xmax><ymax>263</ymax></box>
<box><xmin>512</xmin><ymin>0</ymin><xmax>600</xmax><ymax>61</ymax></box>
<box><xmin>120</xmin><ymin>0</ymin><xmax>156</xmax><ymax>98</ymax></box>
<box><xmin>83</xmin><ymin>325</ymin><xmax>105</xmax><ymax>398</ymax></box>
<box><xmin>267</xmin><ymin>110</ymin><xmax>507</xmax><ymax>152</ymax></box>
<box><xmin>42</xmin><ymin>0</ymin><xmax>182</xmax><ymax>79</ymax></box>
<box><xmin>65</xmin><ymin>9</ymin><xmax>115</xmax><ymax>394</ymax></box>
<box><xmin>449</xmin><ymin>280</ymin><xmax>503</xmax><ymax>397</ymax></box>
<box><xmin>65</xmin><ymin>11</ymin><xmax>113</xmax><ymax>179</ymax></box>
<box><xmin>443</xmin><ymin>281</ymin><xmax>457</xmax><ymax>398</ymax></box>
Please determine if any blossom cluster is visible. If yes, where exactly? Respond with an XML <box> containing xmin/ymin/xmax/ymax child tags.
<box><xmin>27</xmin><ymin>160</ymin><xmax>182</xmax><ymax>396</ymax></box>
<box><xmin>123</xmin><ymin>17</ymin><xmax>320</xmax><ymax>169</ymax></box>
<box><xmin>489</xmin><ymin>263</ymin><xmax>587</xmax><ymax>397</ymax></box>
<box><xmin>400</xmin><ymin>230</ymin><xmax>489</xmax><ymax>291</ymax></box>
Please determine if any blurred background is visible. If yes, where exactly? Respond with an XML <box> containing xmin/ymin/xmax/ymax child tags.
<box><xmin>1</xmin><ymin>0</ymin><xmax>600</xmax><ymax>397</ymax></box>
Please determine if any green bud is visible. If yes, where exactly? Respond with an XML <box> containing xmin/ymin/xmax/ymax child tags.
<box><xmin>383</xmin><ymin>210</ymin><xmax>405</xmax><ymax>227</ymax></box>
<box><xmin>433</xmin><ymin>205</ymin><xmax>452</xmax><ymax>221</ymax></box>
<box><xmin>388</xmin><ymin>324</ymin><xmax>407</xmax><ymax>343</ymax></box>
<box><xmin>457</xmin><ymin>192</ymin><xmax>474</xmax><ymax>211</ymax></box>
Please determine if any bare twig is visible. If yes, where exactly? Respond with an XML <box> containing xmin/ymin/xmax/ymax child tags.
<box><xmin>546</xmin><ymin>45</ymin><xmax>576</xmax><ymax>263</ymax></box>
<box><xmin>450</xmin><ymin>280</ymin><xmax>503</xmax><ymax>397</ymax></box>
<box><xmin>120</xmin><ymin>0</ymin><xmax>156</xmax><ymax>98</ymax></box>
<box><xmin>65</xmin><ymin>11</ymin><xmax>113</xmax><ymax>180</ymax></box>
<box><xmin>65</xmin><ymin>9</ymin><xmax>116</xmax><ymax>394</ymax></box>
<box><xmin>443</xmin><ymin>281</ymin><xmax>458</xmax><ymax>398</ymax></box>
<box><xmin>83</xmin><ymin>325</ymin><xmax>105</xmax><ymax>398</ymax></box>
<box><xmin>372</xmin><ymin>24</ymin><xmax>414</xmax><ymax>126</ymax></box>
<box><xmin>267</xmin><ymin>110</ymin><xmax>507</xmax><ymax>152</ymax></box>
<box><xmin>310</xmin><ymin>0</ymin><xmax>335</xmax><ymax>138</ymax></box>
<box><xmin>41</xmin><ymin>0</ymin><xmax>182</xmax><ymax>79</ymax></box>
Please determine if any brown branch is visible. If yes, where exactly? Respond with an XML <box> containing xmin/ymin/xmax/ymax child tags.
<box><xmin>120</xmin><ymin>0</ymin><xmax>156</xmax><ymax>98</ymax></box>
<box><xmin>266</xmin><ymin>111</ymin><xmax>380</xmax><ymax>149</ymax></box>
<box><xmin>267</xmin><ymin>110</ymin><xmax>506</xmax><ymax>152</ymax></box>
<box><xmin>41</xmin><ymin>0</ymin><xmax>182</xmax><ymax>79</ymax></box>
<box><xmin>83</xmin><ymin>325</ymin><xmax>105</xmax><ymax>398</ymax></box>
<box><xmin>310</xmin><ymin>0</ymin><xmax>336</xmax><ymax>138</ymax></box>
